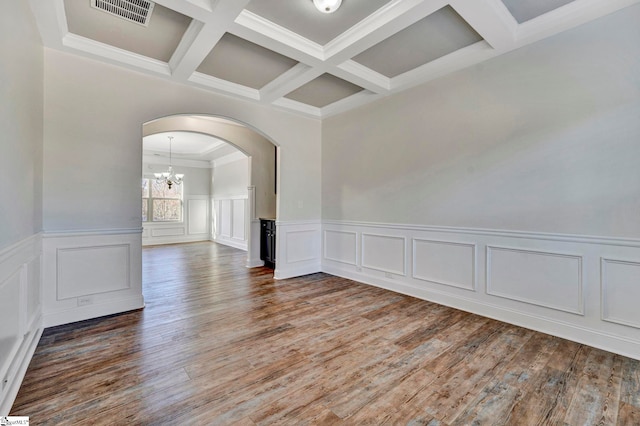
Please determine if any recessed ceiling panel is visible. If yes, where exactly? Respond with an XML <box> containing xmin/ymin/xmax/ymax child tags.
<box><xmin>143</xmin><ymin>132</ymin><xmax>236</xmax><ymax>162</ymax></box>
<box><xmin>285</xmin><ymin>74</ymin><xmax>364</xmax><ymax>108</ymax></box>
<box><xmin>197</xmin><ymin>33</ymin><xmax>298</xmax><ymax>89</ymax></box>
<box><xmin>353</xmin><ymin>6</ymin><xmax>483</xmax><ymax>78</ymax></box>
<box><xmin>64</xmin><ymin>0</ymin><xmax>192</xmax><ymax>62</ymax></box>
<box><xmin>245</xmin><ymin>0</ymin><xmax>392</xmax><ymax>45</ymax></box>
<box><xmin>502</xmin><ymin>0</ymin><xmax>576</xmax><ymax>23</ymax></box>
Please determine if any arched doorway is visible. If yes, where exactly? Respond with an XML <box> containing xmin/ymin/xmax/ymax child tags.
<box><xmin>142</xmin><ymin>114</ymin><xmax>279</xmax><ymax>269</ymax></box>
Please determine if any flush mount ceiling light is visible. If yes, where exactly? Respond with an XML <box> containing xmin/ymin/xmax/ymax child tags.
<box><xmin>313</xmin><ymin>0</ymin><xmax>342</xmax><ymax>14</ymax></box>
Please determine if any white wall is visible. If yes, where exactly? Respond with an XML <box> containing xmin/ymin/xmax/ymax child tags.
<box><xmin>322</xmin><ymin>5</ymin><xmax>640</xmax><ymax>359</ymax></box>
<box><xmin>212</xmin><ymin>156</ymin><xmax>249</xmax><ymax>200</ymax></box>
<box><xmin>43</xmin><ymin>51</ymin><xmax>320</xmax><ymax>232</ymax></box>
<box><xmin>0</xmin><ymin>1</ymin><xmax>44</xmax><ymax>414</ymax></box>
<box><xmin>0</xmin><ymin>2</ymin><xmax>43</xmax><ymax>250</ymax></box>
<box><xmin>142</xmin><ymin>162</ymin><xmax>212</xmax><ymax>246</ymax></box>
<box><xmin>323</xmin><ymin>5</ymin><xmax>640</xmax><ymax>239</ymax></box>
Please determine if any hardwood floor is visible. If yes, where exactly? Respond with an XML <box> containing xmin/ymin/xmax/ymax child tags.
<box><xmin>10</xmin><ymin>241</ymin><xmax>640</xmax><ymax>425</ymax></box>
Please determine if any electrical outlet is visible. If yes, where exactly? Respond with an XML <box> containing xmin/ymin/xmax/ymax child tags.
<box><xmin>385</xmin><ymin>272</ymin><xmax>394</xmax><ymax>279</ymax></box>
<box><xmin>78</xmin><ymin>296</ymin><xmax>93</xmax><ymax>307</ymax></box>
<box><xmin>356</xmin><ymin>267</ymin><xmax>362</xmax><ymax>272</ymax></box>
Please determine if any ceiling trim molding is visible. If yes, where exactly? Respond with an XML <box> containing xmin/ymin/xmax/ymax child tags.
<box><xmin>259</xmin><ymin>64</ymin><xmax>322</xmax><ymax>104</ymax></box>
<box><xmin>143</xmin><ymin>154</ymin><xmax>213</xmax><ymax>169</ymax></box>
<box><xmin>189</xmin><ymin>72</ymin><xmax>261</xmax><ymax>100</ymax></box>
<box><xmin>272</xmin><ymin>98</ymin><xmax>322</xmax><ymax>118</ymax></box>
<box><xmin>324</xmin><ymin>0</ymin><xmax>448</xmax><ymax>62</ymax></box>
<box><xmin>320</xmin><ymin>90</ymin><xmax>384</xmax><ymax>118</ymax></box>
<box><xmin>515</xmin><ymin>0</ymin><xmax>640</xmax><ymax>45</ymax></box>
<box><xmin>30</xmin><ymin>0</ymin><xmax>640</xmax><ymax>119</ymax></box>
<box><xmin>213</xmin><ymin>151</ymin><xmax>248</xmax><ymax>167</ymax></box>
<box><xmin>235</xmin><ymin>10</ymin><xmax>325</xmax><ymax>60</ymax></box>
<box><xmin>391</xmin><ymin>40</ymin><xmax>498</xmax><ymax>91</ymax></box>
<box><xmin>336</xmin><ymin>61</ymin><xmax>391</xmax><ymax>93</ymax></box>
<box><xmin>63</xmin><ymin>34</ymin><xmax>172</xmax><ymax>76</ymax></box>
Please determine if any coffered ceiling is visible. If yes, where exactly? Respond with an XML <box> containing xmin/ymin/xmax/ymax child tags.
<box><xmin>28</xmin><ymin>0</ymin><xmax>638</xmax><ymax>118</ymax></box>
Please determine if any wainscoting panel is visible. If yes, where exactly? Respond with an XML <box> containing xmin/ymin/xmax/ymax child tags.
<box><xmin>213</xmin><ymin>196</ymin><xmax>248</xmax><ymax>251</ymax></box>
<box><xmin>42</xmin><ymin>229</ymin><xmax>143</xmax><ymax>328</ymax></box>
<box><xmin>274</xmin><ymin>221</ymin><xmax>321</xmax><ymax>280</ymax></box>
<box><xmin>322</xmin><ymin>220</ymin><xmax>640</xmax><ymax>360</ymax></box>
<box><xmin>362</xmin><ymin>234</ymin><xmax>406</xmax><ymax>276</ymax></box>
<box><xmin>413</xmin><ymin>239</ymin><xmax>476</xmax><ymax>291</ymax></box>
<box><xmin>487</xmin><ymin>246</ymin><xmax>583</xmax><ymax>315</ymax></box>
<box><xmin>232</xmin><ymin>199</ymin><xmax>246</xmax><ymax>241</ymax></box>
<box><xmin>151</xmin><ymin>227</ymin><xmax>185</xmax><ymax>237</ymax></box>
<box><xmin>323</xmin><ymin>230</ymin><xmax>357</xmax><ymax>265</ymax></box>
<box><xmin>143</xmin><ymin>195</ymin><xmax>211</xmax><ymax>246</ymax></box>
<box><xmin>57</xmin><ymin>245</ymin><xmax>130</xmax><ymax>300</ymax></box>
<box><xmin>0</xmin><ymin>234</ymin><xmax>43</xmax><ymax>415</ymax></box>
<box><xmin>220</xmin><ymin>200</ymin><xmax>232</xmax><ymax>238</ymax></box>
<box><xmin>602</xmin><ymin>258</ymin><xmax>640</xmax><ymax>329</ymax></box>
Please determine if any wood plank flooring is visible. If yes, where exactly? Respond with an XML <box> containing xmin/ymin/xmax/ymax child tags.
<box><xmin>10</xmin><ymin>241</ymin><xmax>640</xmax><ymax>425</ymax></box>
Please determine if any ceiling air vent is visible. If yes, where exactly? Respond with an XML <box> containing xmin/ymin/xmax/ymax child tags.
<box><xmin>91</xmin><ymin>0</ymin><xmax>155</xmax><ymax>26</ymax></box>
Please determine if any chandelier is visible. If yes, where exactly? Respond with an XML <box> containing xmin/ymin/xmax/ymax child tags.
<box><xmin>154</xmin><ymin>136</ymin><xmax>184</xmax><ymax>189</ymax></box>
<box><xmin>313</xmin><ymin>0</ymin><xmax>342</xmax><ymax>13</ymax></box>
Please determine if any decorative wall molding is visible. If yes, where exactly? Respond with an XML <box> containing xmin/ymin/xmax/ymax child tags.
<box><xmin>486</xmin><ymin>245</ymin><xmax>584</xmax><ymax>315</ymax></box>
<box><xmin>361</xmin><ymin>233</ymin><xmax>406</xmax><ymax>276</ymax></box>
<box><xmin>322</xmin><ymin>220</ymin><xmax>640</xmax><ymax>360</ymax></box>
<box><xmin>212</xmin><ymin>196</ymin><xmax>248</xmax><ymax>251</ymax></box>
<box><xmin>274</xmin><ymin>220</ymin><xmax>321</xmax><ymax>280</ymax></box>
<box><xmin>601</xmin><ymin>257</ymin><xmax>640</xmax><ymax>329</ymax></box>
<box><xmin>412</xmin><ymin>238</ymin><xmax>476</xmax><ymax>291</ymax></box>
<box><xmin>0</xmin><ymin>233</ymin><xmax>43</xmax><ymax>415</ymax></box>
<box><xmin>42</xmin><ymin>230</ymin><xmax>143</xmax><ymax>328</ymax></box>
<box><xmin>323</xmin><ymin>230</ymin><xmax>357</xmax><ymax>265</ymax></box>
<box><xmin>322</xmin><ymin>220</ymin><xmax>640</xmax><ymax>247</ymax></box>
<box><xmin>143</xmin><ymin>195</ymin><xmax>210</xmax><ymax>246</ymax></box>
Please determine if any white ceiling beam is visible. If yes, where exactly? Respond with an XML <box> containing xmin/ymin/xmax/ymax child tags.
<box><xmin>323</xmin><ymin>0</ymin><xmax>449</xmax><ymax>64</ymax></box>
<box><xmin>259</xmin><ymin>64</ymin><xmax>323</xmax><ymax>104</ymax></box>
<box><xmin>333</xmin><ymin>61</ymin><xmax>391</xmax><ymax>94</ymax></box>
<box><xmin>232</xmin><ymin>11</ymin><xmax>325</xmax><ymax>64</ymax></box>
<box><xmin>170</xmin><ymin>0</ymin><xmax>251</xmax><ymax>81</ymax></box>
<box><xmin>189</xmin><ymin>73</ymin><xmax>260</xmax><ymax>100</ymax></box>
<box><xmin>449</xmin><ymin>0</ymin><xmax>517</xmax><ymax>51</ymax></box>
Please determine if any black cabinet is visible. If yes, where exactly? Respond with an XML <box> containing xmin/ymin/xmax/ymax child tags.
<box><xmin>260</xmin><ymin>219</ymin><xmax>276</xmax><ymax>268</ymax></box>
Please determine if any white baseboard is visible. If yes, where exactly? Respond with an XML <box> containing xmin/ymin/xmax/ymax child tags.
<box><xmin>212</xmin><ymin>235</ymin><xmax>248</xmax><ymax>251</ymax></box>
<box><xmin>143</xmin><ymin>235</ymin><xmax>210</xmax><ymax>246</ymax></box>
<box><xmin>322</xmin><ymin>220</ymin><xmax>640</xmax><ymax>360</ymax></box>
<box><xmin>43</xmin><ymin>295</ymin><xmax>144</xmax><ymax>328</ymax></box>
<box><xmin>274</xmin><ymin>262</ymin><xmax>321</xmax><ymax>280</ymax></box>
<box><xmin>246</xmin><ymin>258</ymin><xmax>265</xmax><ymax>268</ymax></box>
<box><xmin>0</xmin><ymin>324</ymin><xmax>43</xmax><ymax>415</ymax></box>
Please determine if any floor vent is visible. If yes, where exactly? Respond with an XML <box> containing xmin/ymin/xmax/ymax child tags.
<box><xmin>91</xmin><ymin>0</ymin><xmax>155</xmax><ymax>26</ymax></box>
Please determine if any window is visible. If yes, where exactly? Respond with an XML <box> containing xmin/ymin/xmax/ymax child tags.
<box><xmin>142</xmin><ymin>178</ymin><xmax>183</xmax><ymax>222</ymax></box>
